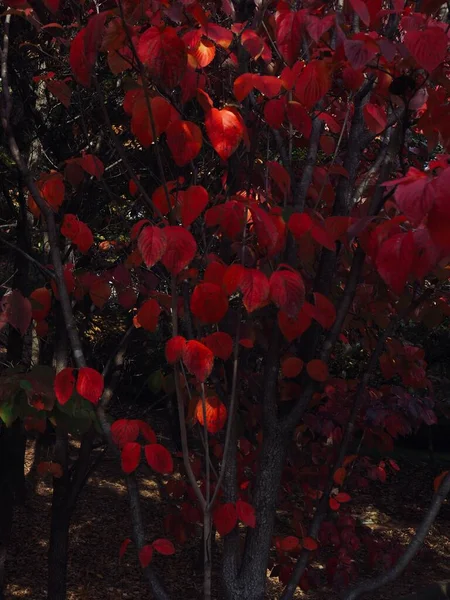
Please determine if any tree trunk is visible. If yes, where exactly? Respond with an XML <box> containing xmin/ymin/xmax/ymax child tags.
<box><xmin>223</xmin><ymin>431</ymin><xmax>287</xmax><ymax>600</ymax></box>
<box><xmin>47</xmin><ymin>501</ymin><xmax>71</xmax><ymax>600</ymax></box>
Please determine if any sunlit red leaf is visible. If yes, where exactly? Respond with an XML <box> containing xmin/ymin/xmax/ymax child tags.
<box><xmin>76</xmin><ymin>367</ymin><xmax>104</xmax><ymax>404</ymax></box>
<box><xmin>223</xmin><ymin>264</ymin><xmax>247</xmax><ymax>295</ymax></box>
<box><xmin>213</xmin><ymin>502</ymin><xmax>238</xmax><ymax>536</ymax></box>
<box><xmin>182</xmin><ymin>340</ymin><xmax>214</xmax><ymax>382</ymax></box>
<box><xmin>191</xmin><ymin>283</ymin><xmax>229</xmax><ymax>324</ymax></box>
<box><xmin>166</xmin><ymin>120</ymin><xmax>202</xmax><ymax>166</ymax></box>
<box><xmin>161</xmin><ymin>226</ymin><xmax>197</xmax><ymax>275</ymax></box>
<box><xmin>144</xmin><ymin>443</ymin><xmax>173</xmax><ymax>474</ymax></box>
<box><xmin>205</xmin><ymin>107</ymin><xmax>245</xmax><ymax>161</ymax></box>
<box><xmin>137</xmin><ymin>420</ymin><xmax>157</xmax><ymax>444</ymax></box>
<box><xmin>121</xmin><ymin>442</ymin><xmax>141</xmax><ymax>474</ymax></box>
<box><xmin>54</xmin><ymin>368</ymin><xmax>75</xmax><ymax>405</ymax></box>
<box><xmin>138</xmin><ymin>27</ymin><xmax>187</xmax><ymax>88</ymax></box>
<box><xmin>306</xmin><ymin>359</ymin><xmax>329</xmax><ymax>382</ymax></box>
<box><xmin>269</xmin><ymin>269</ymin><xmax>305</xmax><ymax>318</ymax></box>
<box><xmin>195</xmin><ymin>395</ymin><xmax>227</xmax><ymax>433</ymax></box>
<box><xmin>135</xmin><ymin>299</ymin><xmax>161</xmax><ymax>332</ymax></box>
<box><xmin>236</xmin><ymin>499</ymin><xmax>256</xmax><ymax>528</ymax></box>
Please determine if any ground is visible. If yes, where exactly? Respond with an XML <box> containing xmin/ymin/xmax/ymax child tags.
<box><xmin>4</xmin><ymin>438</ymin><xmax>450</xmax><ymax>600</ymax></box>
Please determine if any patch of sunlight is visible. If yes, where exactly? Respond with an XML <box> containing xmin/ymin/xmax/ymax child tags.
<box><xmin>88</xmin><ymin>478</ymin><xmax>127</xmax><ymax>494</ymax></box>
<box><xmin>36</xmin><ymin>482</ymin><xmax>53</xmax><ymax>496</ymax></box>
<box><xmin>6</xmin><ymin>583</ymin><xmax>35</xmax><ymax>597</ymax></box>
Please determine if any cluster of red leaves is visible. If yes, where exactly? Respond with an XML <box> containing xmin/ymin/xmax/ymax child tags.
<box><xmin>54</xmin><ymin>367</ymin><xmax>104</xmax><ymax>405</ymax></box>
<box><xmin>111</xmin><ymin>419</ymin><xmax>173</xmax><ymax>475</ymax></box>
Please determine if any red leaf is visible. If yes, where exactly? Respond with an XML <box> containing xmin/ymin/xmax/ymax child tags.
<box><xmin>135</xmin><ymin>299</ymin><xmax>161</xmax><ymax>332</ymax></box>
<box><xmin>69</xmin><ymin>29</ymin><xmax>94</xmax><ymax>87</ymax></box>
<box><xmin>344</xmin><ymin>38</ymin><xmax>377</xmax><ymax>70</ymax></box>
<box><xmin>161</xmin><ymin>227</ymin><xmax>197</xmax><ymax>275</ymax></box>
<box><xmin>195</xmin><ymin>395</ymin><xmax>227</xmax><ymax>433</ymax></box>
<box><xmin>288</xmin><ymin>213</ymin><xmax>313</xmax><ymax>238</ymax></box>
<box><xmin>349</xmin><ymin>0</ymin><xmax>370</xmax><ymax>26</ymax></box>
<box><xmin>303</xmin><ymin>293</ymin><xmax>336</xmax><ymax>329</ymax></box>
<box><xmin>269</xmin><ymin>269</ymin><xmax>305</xmax><ymax>318</ymax></box>
<box><xmin>205</xmin><ymin>107</ymin><xmax>245</xmax><ymax>161</ymax></box>
<box><xmin>54</xmin><ymin>368</ymin><xmax>75</xmax><ymax>405</ymax></box>
<box><xmin>306</xmin><ymin>14</ymin><xmax>334</xmax><ymax>42</ymax></box>
<box><xmin>137</xmin><ymin>27</ymin><xmax>187</xmax><ymax>88</ymax></box>
<box><xmin>249</xmin><ymin>205</ymin><xmax>279</xmax><ymax>254</ymax></box>
<box><xmin>138</xmin><ymin>226</ymin><xmax>167</xmax><ymax>269</ymax></box>
<box><xmin>166</xmin><ymin>120</ymin><xmax>202</xmax><ymax>166</ymax></box>
<box><xmin>286</xmin><ymin>102</ymin><xmax>312</xmax><ymax>138</ymax></box>
<box><xmin>111</xmin><ymin>419</ymin><xmax>140</xmax><ymax>448</ymax></box>
<box><xmin>240</xmin><ymin>269</ymin><xmax>270</xmax><ymax>313</ymax></box>
<box><xmin>78</xmin><ymin>154</ymin><xmax>104</xmax><ymax>179</ymax></box>
<box><xmin>389</xmin><ymin>168</ymin><xmax>434</xmax><ymax>226</ymax></box>
<box><xmin>236</xmin><ymin>499</ymin><xmax>256</xmax><ymax>528</ymax></box>
<box><xmin>268</xmin><ymin>161</ymin><xmax>290</xmax><ymax>196</ymax></box>
<box><xmin>119</xmin><ymin>538</ymin><xmax>131</xmax><ymax>560</ymax></box>
<box><xmin>375</xmin><ymin>231</ymin><xmax>415</xmax><ymax>295</ymax></box>
<box><xmin>275</xmin><ymin>9</ymin><xmax>303</xmax><ymax>65</ymax></box>
<box><xmin>121</xmin><ymin>442</ymin><xmax>141</xmax><ymax>474</ymax></box>
<box><xmin>363</xmin><ymin>103</ymin><xmax>387</xmax><ymax>134</ymax></box>
<box><xmin>234</xmin><ymin>73</ymin><xmax>255</xmax><ymax>102</ymax></box>
<box><xmin>427</xmin><ymin>167</ymin><xmax>450</xmax><ymax>252</ymax></box>
<box><xmin>264</xmin><ymin>97</ymin><xmax>286</xmax><ymax>129</ymax></box>
<box><xmin>278</xmin><ymin>309</ymin><xmax>312</xmax><ymax>342</ymax></box>
<box><xmin>165</xmin><ymin>336</ymin><xmax>187</xmax><ymax>363</ymax></box>
<box><xmin>333</xmin><ymin>467</ymin><xmax>346</xmax><ymax>486</ymax></box>
<box><xmin>295</xmin><ymin>61</ymin><xmax>331</xmax><ymax>109</ymax></box>
<box><xmin>201</xmin><ymin>332</ymin><xmax>233</xmax><ymax>361</ymax></box>
<box><xmin>253</xmin><ymin>75</ymin><xmax>282</xmax><ymax>98</ymax></box>
<box><xmin>213</xmin><ymin>502</ymin><xmax>238</xmax><ymax>536</ymax></box>
<box><xmin>0</xmin><ymin>290</ymin><xmax>32</xmax><ymax>336</ymax></box>
<box><xmin>404</xmin><ymin>27</ymin><xmax>448</xmax><ymax>73</ymax></box>
<box><xmin>145</xmin><ymin>443</ymin><xmax>173</xmax><ymax>474</ymax></box>
<box><xmin>281</xmin><ymin>356</ymin><xmax>304</xmax><ymax>378</ymax></box>
<box><xmin>30</xmin><ymin>288</ymin><xmax>52</xmax><ymax>322</ymax></box>
<box><xmin>139</xmin><ymin>544</ymin><xmax>154</xmax><ymax>568</ymax></box>
<box><xmin>190</xmin><ymin>283</ymin><xmax>229</xmax><ymax>324</ymax></box>
<box><xmin>89</xmin><ymin>279</ymin><xmax>111</xmax><ymax>308</ymax></box>
<box><xmin>182</xmin><ymin>340</ymin><xmax>214</xmax><ymax>381</ymax></box>
<box><xmin>306</xmin><ymin>359</ymin><xmax>329</xmax><ymax>382</ymax></box>
<box><xmin>311</xmin><ymin>224</ymin><xmax>336</xmax><ymax>250</ymax></box>
<box><xmin>434</xmin><ymin>470</ymin><xmax>449</xmax><ymax>493</ymax></box>
<box><xmin>152</xmin><ymin>538</ymin><xmax>175</xmax><ymax>555</ymax></box>
<box><xmin>137</xmin><ymin>420</ymin><xmax>157</xmax><ymax>444</ymax></box>
<box><xmin>179</xmin><ymin>185</ymin><xmax>209</xmax><ymax>227</ymax></box>
<box><xmin>279</xmin><ymin>536</ymin><xmax>300</xmax><ymax>551</ymax></box>
<box><xmin>223</xmin><ymin>264</ymin><xmax>247</xmax><ymax>295</ymax></box>
<box><xmin>329</xmin><ymin>497</ymin><xmax>340</xmax><ymax>511</ymax></box>
<box><xmin>303</xmin><ymin>537</ymin><xmax>318</xmax><ymax>551</ymax></box>
<box><xmin>335</xmin><ymin>492</ymin><xmax>351</xmax><ymax>503</ymax></box>
<box><xmin>76</xmin><ymin>367</ymin><xmax>104</xmax><ymax>405</ymax></box>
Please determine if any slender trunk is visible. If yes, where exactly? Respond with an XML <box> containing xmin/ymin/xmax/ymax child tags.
<box><xmin>224</xmin><ymin>432</ymin><xmax>287</xmax><ymax>600</ymax></box>
<box><xmin>47</xmin><ymin>503</ymin><xmax>71</xmax><ymax>600</ymax></box>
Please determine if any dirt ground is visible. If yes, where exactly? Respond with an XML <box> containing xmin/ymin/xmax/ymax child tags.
<box><xmin>4</xmin><ymin>440</ymin><xmax>450</xmax><ymax>600</ymax></box>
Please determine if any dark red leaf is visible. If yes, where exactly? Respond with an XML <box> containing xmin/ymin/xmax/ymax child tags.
<box><xmin>145</xmin><ymin>443</ymin><xmax>173</xmax><ymax>474</ymax></box>
<box><xmin>213</xmin><ymin>502</ymin><xmax>238</xmax><ymax>536</ymax></box>
<box><xmin>121</xmin><ymin>442</ymin><xmax>141</xmax><ymax>474</ymax></box>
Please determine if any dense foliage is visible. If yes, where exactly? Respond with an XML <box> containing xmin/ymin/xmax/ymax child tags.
<box><xmin>1</xmin><ymin>0</ymin><xmax>450</xmax><ymax>599</ymax></box>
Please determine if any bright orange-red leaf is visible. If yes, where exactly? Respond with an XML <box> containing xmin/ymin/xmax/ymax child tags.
<box><xmin>182</xmin><ymin>340</ymin><xmax>214</xmax><ymax>382</ymax></box>
<box><xmin>135</xmin><ymin>299</ymin><xmax>161</xmax><ymax>331</ymax></box>
<box><xmin>161</xmin><ymin>226</ymin><xmax>197</xmax><ymax>275</ymax></box>
<box><xmin>76</xmin><ymin>367</ymin><xmax>104</xmax><ymax>404</ymax></box>
<box><xmin>166</xmin><ymin>120</ymin><xmax>202</xmax><ymax>166</ymax></box>
<box><xmin>205</xmin><ymin>107</ymin><xmax>245</xmax><ymax>161</ymax></box>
